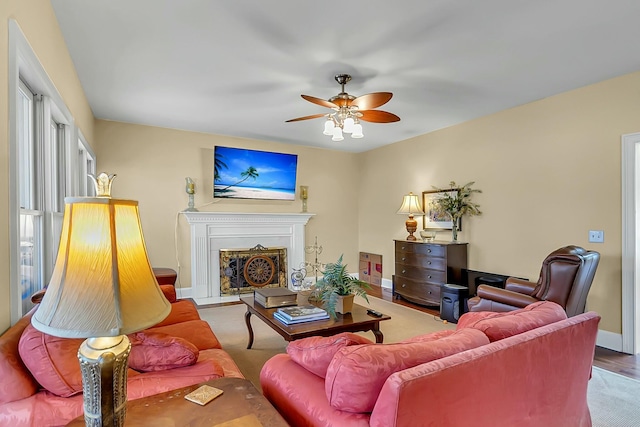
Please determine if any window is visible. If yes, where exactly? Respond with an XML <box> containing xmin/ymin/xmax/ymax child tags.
<box><xmin>9</xmin><ymin>20</ymin><xmax>97</xmax><ymax>321</ymax></box>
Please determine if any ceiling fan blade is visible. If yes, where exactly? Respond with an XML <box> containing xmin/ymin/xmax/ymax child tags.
<box><xmin>285</xmin><ymin>113</ymin><xmax>328</xmax><ymax>122</ymax></box>
<box><xmin>359</xmin><ymin>110</ymin><xmax>401</xmax><ymax>123</ymax></box>
<box><xmin>350</xmin><ymin>92</ymin><xmax>393</xmax><ymax>110</ymax></box>
<box><xmin>301</xmin><ymin>94</ymin><xmax>338</xmax><ymax>109</ymax></box>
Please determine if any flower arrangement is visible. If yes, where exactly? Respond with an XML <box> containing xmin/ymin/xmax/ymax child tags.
<box><xmin>432</xmin><ymin>181</ymin><xmax>482</xmax><ymax>241</ymax></box>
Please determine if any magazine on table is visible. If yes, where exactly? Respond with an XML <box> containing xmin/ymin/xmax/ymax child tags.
<box><xmin>276</xmin><ymin>305</ymin><xmax>328</xmax><ymax>321</ymax></box>
<box><xmin>273</xmin><ymin>311</ymin><xmax>330</xmax><ymax>325</ymax></box>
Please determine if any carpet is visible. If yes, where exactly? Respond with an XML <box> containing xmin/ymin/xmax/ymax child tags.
<box><xmin>198</xmin><ymin>296</ymin><xmax>640</xmax><ymax>426</ymax></box>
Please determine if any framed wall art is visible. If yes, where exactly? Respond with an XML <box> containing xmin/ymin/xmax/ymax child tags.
<box><xmin>422</xmin><ymin>189</ymin><xmax>462</xmax><ymax>230</ymax></box>
<box><xmin>213</xmin><ymin>146</ymin><xmax>298</xmax><ymax>200</ymax></box>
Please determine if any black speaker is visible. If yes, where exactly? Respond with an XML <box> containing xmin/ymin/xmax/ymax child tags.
<box><xmin>440</xmin><ymin>284</ymin><xmax>469</xmax><ymax>323</ymax></box>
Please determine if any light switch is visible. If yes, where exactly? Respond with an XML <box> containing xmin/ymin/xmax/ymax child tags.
<box><xmin>589</xmin><ymin>230</ymin><xmax>604</xmax><ymax>243</ymax></box>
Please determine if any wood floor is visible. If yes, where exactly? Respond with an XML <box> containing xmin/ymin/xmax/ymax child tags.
<box><xmin>367</xmin><ymin>285</ymin><xmax>640</xmax><ymax>381</ymax></box>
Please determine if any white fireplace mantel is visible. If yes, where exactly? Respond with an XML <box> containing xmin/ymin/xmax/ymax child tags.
<box><xmin>182</xmin><ymin>212</ymin><xmax>314</xmax><ymax>304</ymax></box>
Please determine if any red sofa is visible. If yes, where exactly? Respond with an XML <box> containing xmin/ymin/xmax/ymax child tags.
<box><xmin>0</xmin><ymin>285</ymin><xmax>243</xmax><ymax>427</ymax></box>
<box><xmin>260</xmin><ymin>301</ymin><xmax>600</xmax><ymax>427</ymax></box>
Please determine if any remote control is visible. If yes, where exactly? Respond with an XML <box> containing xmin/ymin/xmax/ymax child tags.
<box><xmin>367</xmin><ymin>309</ymin><xmax>383</xmax><ymax>318</ymax></box>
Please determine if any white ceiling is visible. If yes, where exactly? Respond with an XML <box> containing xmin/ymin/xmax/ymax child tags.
<box><xmin>50</xmin><ymin>0</ymin><xmax>640</xmax><ymax>153</ymax></box>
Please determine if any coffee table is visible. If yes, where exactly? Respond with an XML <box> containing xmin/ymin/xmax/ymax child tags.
<box><xmin>66</xmin><ymin>377</ymin><xmax>287</xmax><ymax>426</ymax></box>
<box><xmin>240</xmin><ymin>296</ymin><xmax>391</xmax><ymax>349</ymax></box>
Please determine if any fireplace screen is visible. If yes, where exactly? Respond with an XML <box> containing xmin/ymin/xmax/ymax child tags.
<box><xmin>219</xmin><ymin>244</ymin><xmax>287</xmax><ymax>296</ymax></box>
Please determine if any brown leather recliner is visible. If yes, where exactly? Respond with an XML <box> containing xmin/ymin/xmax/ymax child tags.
<box><xmin>467</xmin><ymin>245</ymin><xmax>600</xmax><ymax>317</ymax></box>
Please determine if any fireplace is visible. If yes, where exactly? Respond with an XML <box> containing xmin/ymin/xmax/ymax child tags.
<box><xmin>182</xmin><ymin>212</ymin><xmax>314</xmax><ymax>304</ymax></box>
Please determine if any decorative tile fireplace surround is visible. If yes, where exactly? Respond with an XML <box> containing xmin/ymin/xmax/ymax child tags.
<box><xmin>182</xmin><ymin>212</ymin><xmax>314</xmax><ymax>305</ymax></box>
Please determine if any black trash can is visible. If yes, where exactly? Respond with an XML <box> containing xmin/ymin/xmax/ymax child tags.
<box><xmin>440</xmin><ymin>284</ymin><xmax>469</xmax><ymax>323</ymax></box>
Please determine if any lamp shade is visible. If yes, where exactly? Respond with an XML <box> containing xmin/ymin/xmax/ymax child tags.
<box><xmin>31</xmin><ymin>196</ymin><xmax>171</xmax><ymax>338</ymax></box>
<box><xmin>396</xmin><ymin>192</ymin><xmax>423</xmax><ymax>215</ymax></box>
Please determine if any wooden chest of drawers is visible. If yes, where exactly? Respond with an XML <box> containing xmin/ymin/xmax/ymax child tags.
<box><xmin>392</xmin><ymin>240</ymin><xmax>468</xmax><ymax>307</ymax></box>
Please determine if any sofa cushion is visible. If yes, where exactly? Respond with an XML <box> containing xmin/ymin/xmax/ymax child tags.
<box><xmin>18</xmin><ymin>324</ymin><xmax>84</xmax><ymax>397</ymax></box>
<box><xmin>286</xmin><ymin>333</ymin><xmax>374</xmax><ymax>378</ymax></box>
<box><xmin>0</xmin><ymin>313</ymin><xmax>40</xmax><ymax>404</ymax></box>
<box><xmin>325</xmin><ymin>328</ymin><xmax>489</xmax><ymax>413</ymax></box>
<box><xmin>456</xmin><ymin>300</ymin><xmax>567</xmax><ymax>342</ymax></box>
<box><xmin>128</xmin><ymin>331</ymin><xmax>199</xmax><ymax>372</ymax></box>
<box><xmin>127</xmin><ymin>358</ymin><xmax>225</xmax><ymax>400</ymax></box>
<box><xmin>152</xmin><ymin>299</ymin><xmax>200</xmax><ymax>328</ymax></box>
<box><xmin>400</xmin><ymin>329</ymin><xmax>455</xmax><ymax>343</ymax></box>
<box><xmin>148</xmin><ymin>319</ymin><xmax>221</xmax><ymax>350</ymax></box>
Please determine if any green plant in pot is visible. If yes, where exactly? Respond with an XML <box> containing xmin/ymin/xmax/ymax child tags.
<box><xmin>315</xmin><ymin>254</ymin><xmax>370</xmax><ymax>318</ymax></box>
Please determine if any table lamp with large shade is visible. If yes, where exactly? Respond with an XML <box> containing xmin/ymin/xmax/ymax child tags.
<box><xmin>31</xmin><ymin>173</ymin><xmax>171</xmax><ymax>426</ymax></box>
<box><xmin>397</xmin><ymin>192</ymin><xmax>423</xmax><ymax>241</ymax></box>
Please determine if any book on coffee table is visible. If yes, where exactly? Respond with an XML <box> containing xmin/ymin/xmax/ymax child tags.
<box><xmin>277</xmin><ymin>305</ymin><xmax>328</xmax><ymax>321</ymax></box>
<box><xmin>254</xmin><ymin>287</ymin><xmax>298</xmax><ymax>308</ymax></box>
<box><xmin>184</xmin><ymin>384</ymin><xmax>224</xmax><ymax>405</ymax></box>
<box><xmin>273</xmin><ymin>311</ymin><xmax>330</xmax><ymax>325</ymax></box>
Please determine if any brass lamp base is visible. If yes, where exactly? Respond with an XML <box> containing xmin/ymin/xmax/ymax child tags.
<box><xmin>78</xmin><ymin>335</ymin><xmax>131</xmax><ymax>427</ymax></box>
<box><xmin>405</xmin><ymin>214</ymin><xmax>418</xmax><ymax>241</ymax></box>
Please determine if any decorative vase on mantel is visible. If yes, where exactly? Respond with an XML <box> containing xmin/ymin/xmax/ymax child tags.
<box><xmin>335</xmin><ymin>294</ymin><xmax>355</xmax><ymax>315</ymax></box>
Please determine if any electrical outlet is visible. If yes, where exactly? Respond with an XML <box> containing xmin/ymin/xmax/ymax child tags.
<box><xmin>589</xmin><ymin>230</ymin><xmax>604</xmax><ymax>243</ymax></box>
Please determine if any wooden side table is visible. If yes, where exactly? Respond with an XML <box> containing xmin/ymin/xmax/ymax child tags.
<box><xmin>66</xmin><ymin>377</ymin><xmax>288</xmax><ymax>427</ymax></box>
<box><xmin>153</xmin><ymin>267</ymin><xmax>178</xmax><ymax>286</ymax></box>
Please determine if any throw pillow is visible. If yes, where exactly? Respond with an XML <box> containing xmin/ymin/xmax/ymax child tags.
<box><xmin>128</xmin><ymin>331</ymin><xmax>199</xmax><ymax>372</ymax></box>
<box><xmin>325</xmin><ymin>328</ymin><xmax>489</xmax><ymax>413</ymax></box>
<box><xmin>456</xmin><ymin>300</ymin><xmax>567</xmax><ymax>341</ymax></box>
<box><xmin>0</xmin><ymin>314</ymin><xmax>41</xmax><ymax>404</ymax></box>
<box><xmin>286</xmin><ymin>332</ymin><xmax>374</xmax><ymax>378</ymax></box>
<box><xmin>18</xmin><ymin>324</ymin><xmax>84</xmax><ymax>397</ymax></box>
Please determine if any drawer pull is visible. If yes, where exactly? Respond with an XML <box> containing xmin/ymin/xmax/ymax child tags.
<box><xmin>402</xmin><ymin>257</ymin><xmax>406</xmax><ymax>261</ymax></box>
<box><xmin>427</xmin><ymin>249</ymin><xmax>431</xmax><ymax>253</ymax></box>
<box><xmin>402</xmin><ymin>284</ymin><xmax>406</xmax><ymax>288</ymax></box>
<box><xmin>427</xmin><ymin>275</ymin><xmax>432</xmax><ymax>279</ymax></box>
<box><xmin>402</xmin><ymin>269</ymin><xmax>406</xmax><ymax>274</ymax></box>
<box><xmin>427</xmin><ymin>261</ymin><xmax>432</xmax><ymax>265</ymax></box>
<box><xmin>401</xmin><ymin>246</ymin><xmax>406</xmax><ymax>250</ymax></box>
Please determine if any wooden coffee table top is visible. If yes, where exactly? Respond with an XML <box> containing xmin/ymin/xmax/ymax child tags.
<box><xmin>240</xmin><ymin>296</ymin><xmax>391</xmax><ymax>348</ymax></box>
<box><xmin>66</xmin><ymin>377</ymin><xmax>287</xmax><ymax>427</ymax></box>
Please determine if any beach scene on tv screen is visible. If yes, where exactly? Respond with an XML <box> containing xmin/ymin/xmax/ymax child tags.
<box><xmin>214</xmin><ymin>146</ymin><xmax>298</xmax><ymax>200</ymax></box>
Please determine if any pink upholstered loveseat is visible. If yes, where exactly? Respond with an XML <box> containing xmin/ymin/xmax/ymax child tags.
<box><xmin>0</xmin><ymin>286</ymin><xmax>243</xmax><ymax>427</ymax></box>
<box><xmin>260</xmin><ymin>301</ymin><xmax>601</xmax><ymax>427</ymax></box>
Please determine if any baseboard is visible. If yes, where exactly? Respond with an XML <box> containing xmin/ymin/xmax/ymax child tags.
<box><xmin>381</xmin><ymin>278</ymin><xmax>392</xmax><ymax>289</ymax></box>
<box><xmin>176</xmin><ymin>286</ymin><xmax>192</xmax><ymax>299</ymax></box>
<box><xmin>597</xmin><ymin>329</ymin><xmax>623</xmax><ymax>352</ymax></box>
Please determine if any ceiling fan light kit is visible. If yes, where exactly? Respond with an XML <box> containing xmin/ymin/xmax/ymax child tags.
<box><xmin>287</xmin><ymin>74</ymin><xmax>400</xmax><ymax>141</ymax></box>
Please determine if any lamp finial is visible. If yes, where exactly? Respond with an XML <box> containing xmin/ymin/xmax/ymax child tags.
<box><xmin>89</xmin><ymin>172</ymin><xmax>117</xmax><ymax>197</ymax></box>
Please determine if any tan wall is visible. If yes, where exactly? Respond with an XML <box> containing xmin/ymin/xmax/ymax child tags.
<box><xmin>359</xmin><ymin>71</ymin><xmax>640</xmax><ymax>334</ymax></box>
<box><xmin>94</xmin><ymin>120</ymin><xmax>361</xmax><ymax>287</ymax></box>
<box><xmin>0</xmin><ymin>1</ymin><xmax>95</xmax><ymax>332</ymax></box>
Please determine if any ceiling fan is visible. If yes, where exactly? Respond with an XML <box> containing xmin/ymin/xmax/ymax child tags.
<box><xmin>286</xmin><ymin>74</ymin><xmax>400</xmax><ymax>141</ymax></box>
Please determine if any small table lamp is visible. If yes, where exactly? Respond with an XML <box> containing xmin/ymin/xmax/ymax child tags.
<box><xmin>31</xmin><ymin>173</ymin><xmax>171</xmax><ymax>427</ymax></box>
<box><xmin>397</xmin><ymin>192</ymin><xmax>423</xmax><ymax>241</ymax></box>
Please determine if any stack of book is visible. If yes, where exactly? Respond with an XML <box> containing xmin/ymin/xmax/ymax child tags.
<box><xmin>254</xmin><ymin>287</ymin><xmax>298</xmax><ymax>308</ymax></box>
<box><xmin>273</xmin><ymin>305</ymin><xmax>330</xmax><ymax>325</ymax></box>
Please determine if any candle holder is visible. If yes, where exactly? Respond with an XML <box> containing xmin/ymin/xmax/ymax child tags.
<box><xmin>300</xmin><ymin>185</ymin><xmax>308</xmax><ymax>213</ymax></box>
<box><xmin>184</xmin><ymin>177</ymin><xmax>198</xmax><ymax>212</ymax></box>
<box><xmin>304</xmin><ymin>236</ymin><xmax>324</xmax><ymax>283</ymax></box>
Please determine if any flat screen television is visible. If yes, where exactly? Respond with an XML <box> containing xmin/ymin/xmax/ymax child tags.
<box><xmin>213</xmin><ymin>146</ymin><xmax>298</xmax><ymax>200</ymax></box>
